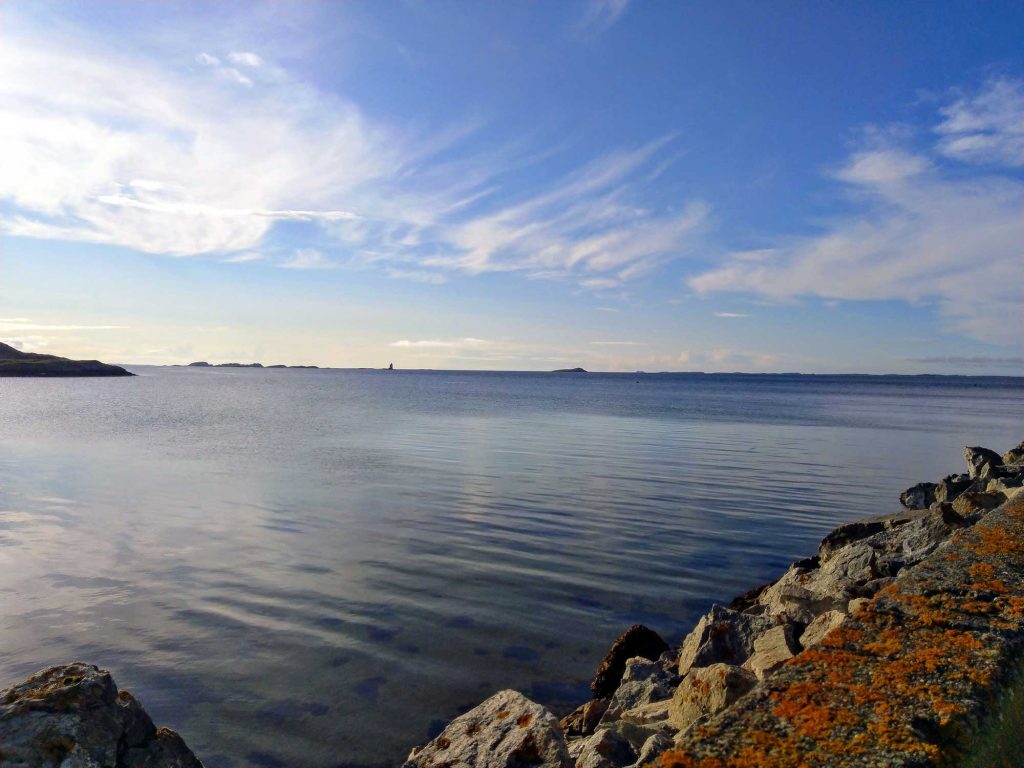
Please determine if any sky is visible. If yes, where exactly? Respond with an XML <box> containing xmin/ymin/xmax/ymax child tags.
<box><xmin>1</xmin><ymin>0</ymin><xmax>1022</xmax><ymax>373</ymax></box>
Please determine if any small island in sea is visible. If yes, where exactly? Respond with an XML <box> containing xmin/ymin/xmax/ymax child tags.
<box><xmin>0</xmin><ymin>341</ymin><xmax>132</xmax><ymax>377</ymax></box>
<box><xmin>553</xmin><ymin>367</ymin><xmax>587</xmax><ymax>373</ymax></box>
<box><xmin>184</xmin><ymin>361</ymin><xmax>320</xmax><ymax>369</ymax></box>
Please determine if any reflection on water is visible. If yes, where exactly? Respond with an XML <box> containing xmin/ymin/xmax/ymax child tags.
<box><xmin>0</xmin><ymin>369</ymin><xmax>1021</xmax><ymax>767</ymax></box>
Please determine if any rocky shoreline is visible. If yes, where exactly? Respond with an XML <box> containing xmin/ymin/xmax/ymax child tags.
<box><xmin>2</xmin><ymin>441</ymin><xmax>1022</xmax><ymax>767</ymax></box>
<box><xmin>403</xmin><ymin>441</ymin><xmax>1024</xmax><ymax>768</ymax></box>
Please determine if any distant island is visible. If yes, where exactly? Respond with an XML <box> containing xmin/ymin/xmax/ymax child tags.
<box><xmin>552</xmin><ymin>367</ymin><xmax>587</xmax><ymax>373</ymax></box>
<box><xmin>185</xmin><ymin>361</ymin><xmax>319</xmax><ymax>369</ymax></box>
<box><xmin>0</xmin><ymin>341</ymin><xmax>132</xmax><ymax>377</ymax></box>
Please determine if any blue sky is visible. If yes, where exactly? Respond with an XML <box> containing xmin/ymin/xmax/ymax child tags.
<box><xmin>1</xmin><ymin>0</ymin><xmax>1022</xmax><ymax>372</ymax></box>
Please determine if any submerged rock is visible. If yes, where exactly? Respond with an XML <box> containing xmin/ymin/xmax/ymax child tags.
<box><xmin>591</xmin><ymin>625</ymin><xmax>669</xmax><ymax>700</ymax></box>
<box><xmin>0</xmin><ymin>662</ymin><xmax>202</xmax><ymax>768</ymax></box>
<box><xmin>403</xmin><ymin>689</ymin><xmax>571</xmax><ymax>768</ymax></box>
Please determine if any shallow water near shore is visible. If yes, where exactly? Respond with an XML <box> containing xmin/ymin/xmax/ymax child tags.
<box><xmin>0</xmin><ymin>368</ymin><xmax>1021</xmax><ymax>767</ymax></box>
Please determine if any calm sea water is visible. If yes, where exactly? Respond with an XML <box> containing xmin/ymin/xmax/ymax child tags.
<box><xmin>0</xmin><ymin>368</ymin><xmax>1021</xmax><ymax>766</ymax></box>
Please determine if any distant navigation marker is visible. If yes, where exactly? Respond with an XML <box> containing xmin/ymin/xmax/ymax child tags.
<box><xmin>388</xmin><ymin>362</ymin><xmax>394</xmax><ymax>370</ymax></box>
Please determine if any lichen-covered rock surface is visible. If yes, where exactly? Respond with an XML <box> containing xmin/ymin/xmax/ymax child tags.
<box><xmin>403</xmin><ymin>689</ymin><xmax>572</xmax><ymax>768</ymax></box>
<box><xmin>0</xmin><ymin>662</ymin><xmax>203</xmax><ymax>768</ymax></box>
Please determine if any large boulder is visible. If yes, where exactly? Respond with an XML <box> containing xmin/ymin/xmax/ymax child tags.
<box><xmin>799</xmin><ymin>610</ymin><xmax>847</xmax><ymax>649</ymax></box>
<box><xmin>964</xmin><ymin>445</ymin><xmax>1003</xmax><ymax>479</ymax></box>
<box><xmin>571</xmin><ymin>728</ymin><xmax>636</xmax><ymax>768</ymax></box>
<box><xmin>951</xmin><ymin>490</ymin><xmax>1007</xmax><ymax>523</ymax></box>
<box><xmin>598</xmin><ymin>657</ymin><xmax>679</xmax><ymax>728</ymax></box>
<box><xmin>899</xmin><ymin>482</ymin><xmax>936</xmax><ymax>510</ymax></box>
<box><xmin>666</xmin><ymin>664</ymin><xmax>757</xmax><ymax>733</ymax></box>
<box><xmin>818</xmin><ymin>510</ymin><xmax>930</xmax><ymax>561</ymax></box>
<box><xmin>0</xmin><ymin>662</ymin><xmax>203</xmax><ymax>768</ymax></box>
<box><xmin>404</xmin><ymin>690</ymin><xmax>571</xmax><ymax>768</ymax></box>
<box><xmin>591</xmin><ymin>625</ymin><xmax>669</xmax><ymax>700</ymax></box>
<box><xmin>677</xmin><ymin>606</ymin><xmax>771</xmax><ymax>674</ymax></box>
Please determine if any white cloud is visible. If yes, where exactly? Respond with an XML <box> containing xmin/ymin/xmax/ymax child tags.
<box><xmin>714</xmin><ymin>312</ymin><xmax>749</xmax><ymax>318</ymax></box>
<box><xmin>228</xmin><ymin>51</ymin><xmax>263</xmax><ymax>68</ymax></box>
<box><xmin>390</xmin><ymin>338</ymin><xmax>489</xmax><ymax>349</ymax></box>
<box><xmin>222</xmin><ymin>252</ymin><xmax>264</xmax><ymax>264</ymax></box>
<box><xmin>575</xmin><ymin>0</ymin><xmax>630</xmax><ymax>38</ymax></box>
<box><xmin>589</xmin><ymin>340</ymin><xmax>647</xmax><ymax>346</ymax></box>
<box><xmin>935</xmin><ymin>78</ymin><xmax>1024</xmax><ymax>166</ymax></box>
<box><xmin>0</xmin><ymin>17</ymin><xmax>706</xmax><ymax>292</ymax></box>
<box><xmin>690</xmin><ymin>79</ymin><xmax>1024</xmax><ymax>344</ymax></box>
<box><xmin>279</xmin><ymin>249</ymin><xmax>336</xmax><ymax>270</ymax></box>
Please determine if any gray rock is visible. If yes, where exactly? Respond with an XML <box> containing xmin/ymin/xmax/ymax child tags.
<box><xmin>899</xmin><ymin>482</ymin><xmax>936</xmax><ymax>509</ymax></box>
<box><xmin>560</xmin><ymin>699</ymin><xmax>609</xmax><ymax>740</ymax></box>
<box><xmin>677</xmin><ymin>605</ymin><xmax>772</xmax><ymax>674</ymax></box>
<box><xmin>619</xmin><ymin>700</ymin><xmax>671</xmax><ymax>727</ymax></box>
<box><xmin>667</xmin><ymin>664</ymin><xmax>757</xmax><ymax>733</ymax></box>
<box><xmin>933</xmin><ymin>473</ymin><xmax>972</xmax><ymax>503</ymax></box>
<box><xmin>591</xmin><ymin>625</ymin><xmax>669</xmax><ymax>700</ymax></box>
<box><xmin>951</xmin><ymin>491</ymin><xmax>1006</xmax><ymax>523</ymax></box>
<box><xmin>757</xmin><ymin>546</ymin><xmax>869</xmax><ymax>625</ymax></box>
<box><xmin>403</xmin><ymin>689</ymin><xmax>571</xmax><ymax>768</ymax></box>
<box><xmin>799</xmin><ymin>610</ymin><xmax>847</xmax><ymax>649</ymax></box>
<box><xmin>867</xmin><ymin>513</ymin><xmax>953</xmax><ymax>576</ymax></box>
<box><xmin>572</xmin><ymin>728</ymin><xmax>636</xmax><ymax>768</ymax></box>
<box><xmin>1002</xmin><ymin>441</ymin><xmax>1024</xmax><ymax>465</ymax></box>
<box><xmin>629</xmin><ymin>733</ymin><xmax>674</xmax><ymax>768</ymax></box>
<box><xmin>597</xmin><ymin>658</ymin><xmax>678</xmax><ymax>728</ymax></box>
<box><xmin>0</xmin><ymin>662</ymin><xmax>203</xmax><ymax>768</ymax></box>
<box><xmin>964</xmin><ymin>445</ymin><xmax>1003</xmax><ymax>479</ymax></box>
<box><xmin>818</xmin><ymin>509</ymin><xmax>931</xmax><ymax>561</ymax></box>
<box><xmin>743</xmin><ymin>624</ymin><xmax>800</xmax><ymax>680</ymax></box>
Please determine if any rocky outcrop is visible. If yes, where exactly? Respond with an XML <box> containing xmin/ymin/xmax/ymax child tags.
<box><xmin>403</xmin><ymin>689</ymin><xmax>571</xmax><ymax>768</ymax></box>
<box><xmin>0</xmin><ymin>662</ymin><xmax>202</xmax><ymax>767</ymax></box>
<box><xmin>0</xmin><ymin>342</ymin><xmax>132</xmax><ymax>377</ymax></box>
<box><xmin>404</xmin><ymin>441</ymin><xmax>1024</xmax><ymax>768</ymax></box>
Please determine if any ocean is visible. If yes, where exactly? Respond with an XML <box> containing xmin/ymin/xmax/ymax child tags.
<box><xmin>0</xmin><ymin>368</ymin><xmax>1021</xmax><ymax>766</ymax></box>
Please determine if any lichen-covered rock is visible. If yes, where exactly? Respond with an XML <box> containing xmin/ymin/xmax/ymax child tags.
<box><xmin>899</xmin><ymin>481</ymin><xmax>936</xmax><ymax>510</ymax></box>
<box><xmin>666</xmin><ymin>664</ymin><xmax>757</xmax><ymax>733</ymax></box>
<box><xmin>964</xmin><ymin>445</ymin><xmax>1003</xmax><ymax>479</ymax></box>
<box><xmin>559</xmin><ymin>698</ymin><xmax>609</xmax><ymax>740</ymax></box>
<box><xmin>591</xmin><ymin>625</ymin><xmax>669</xmax><ymax>700</ymax></box>
<box><xmin>631</xmin><ymin>732</ymin><xmax>673</xmax><ymax>767</ymax></box>
<box><xmin>818</xmin><ymin>510</ymin><xmax>930</xmax><ymax>561</ymax></box>
<box><xmin>597</xmin><ymin>657</ymin><xmax>679</xmax><ymax>729</ymax></box>
<box><xmin>404</xmin><ymin>690</ymin><xmax>571</xmax><ymax>768</ymax></box>
<box><xmin>677</xmin><ymin>606</ymin><xmax>772</xmax><ymax>674</ymax></box>
<box><xmin>0</xmin><ymin>662</ymin><xmax>203</xmax><ymax>768</ymax></box>
<box><xmin>742</xmin><ymin>624</ymin><xmax>800</xmax><ymax>680</ymax></box>
<box><xmin>799</xmin><ymin>609</ymin><xmax>847</xmax><ymax>649</ymax></box>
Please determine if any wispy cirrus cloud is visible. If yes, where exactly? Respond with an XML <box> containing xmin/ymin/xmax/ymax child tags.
<box><xmin>574</xmin><ymin>0</ymin><xmax>630</xmax><ymax>39</ymax></box>
<box><xmin>0</xmin><ymin>13</ymin><xmax>704</xmax><ymax>292</ymax></box>
<box><xmin>279</xmin><ymin>249</ymin><xmax>336</xmax><ymax>270</ymax></box>
<box><xmin>689</xmin><ymin>79</ymin><xmax>1024</xmax><ymax>344</ymax></box>
<box><xmin>389</xmin><ymin>338</ymin><xmax>489</xmax><ymax>349</ymax></box>
<box><xmin>714</xmin><ymin>312</ymin><xmax>749</xmax><ymax>318</ymax></box>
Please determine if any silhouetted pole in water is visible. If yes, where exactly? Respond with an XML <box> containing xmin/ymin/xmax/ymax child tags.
<box><xmin>388</xmin><ymin>363</ymin><xmax>394</xmax><ymax>370</ymax></box>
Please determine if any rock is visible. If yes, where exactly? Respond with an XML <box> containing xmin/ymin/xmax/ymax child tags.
<box><xmin>757</xmin><ymin>546</ymin><xmax>869</xmax><ymax>625</ymax></box>
<box><xmin>404</xmin><ymin>689</ymin><xmax>571</xmax><ymax>768</ymax></box>
<box><xmin>933</xmin><ymin>473</ymin><xmax>973</xmax><ymax>504</ymax></box>
<box><xmin>799</xmin><ymin>610</ymin><xmax>847</xmax><ymax>649</ymax></box>
<box><xmin>818</xmin><ymin>510</ymin><xmax>930</xmax><ymax>561</ymax></box>
<box><xmin>560</xmin><ymin>699</ymin><xmax>609</xmax><ymax>740</ymax></box>
<box><xmin>572</xmin><ymin>728</ymin><xmax>636</xmax><ymax>768</ymax></box>
<box><xmin>846</xmin><ymin>598</ymin><xmax>870</xmax><ymax>615</ymax></box>
<box><xmin>899</xmin><ymin>482</ymin><xmax>936</xmax><ymax>510</ymax></box>
<box><xmin>677</xmin><ymin>606</ymin><xmax>771</xmax><ymax>674</ymax></box>
<box><xmin>619</xmin><ymin>700</ymin><xmax>671</xmax><ymax>726</ymax></box>
<box><xmin>630</xmin><ymin>733</ymin><xmax>674</xmax><ymax>767</ymax></box>
<box><xmin>1002</xmin><ymin>441</ymin><xmax>1024</xmax><ymax>465</ymax></box>
<box><xmin>964</xmin><ymin>445</ymin><xmax>1003</xmax><ymax>479</ymax></box>
<box><xmin>667</xmin><ymin>664</ymin><xmax>757</xmax><ymax>733</ymax></box>
<box><xmin>591</xmin><ymin>625</ymin><xmax>669</xmax><ymax>700</ymax></box>
<box><xmin>951</xmin><ymin>491</ymin><xmax>1007</xmax><ymax>523</ymax></box>
<box><xmin>597</xmin><ymin>658</ymin><xmax>678</xmax><ymax>728</ymax></box>
<box><xmin>743</xmin><ymin>624</ymin><xmax>800</xmax><ymax>680</ymax></box>
<box><xmin>0</xmin><ymin>662</ymin><xmax>203</xmax><ymax>768</ymax></box>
